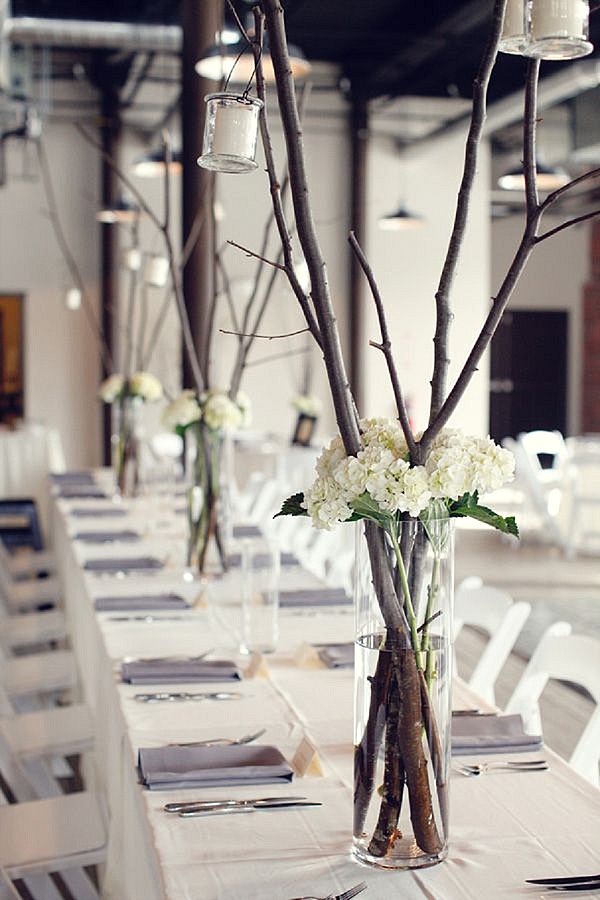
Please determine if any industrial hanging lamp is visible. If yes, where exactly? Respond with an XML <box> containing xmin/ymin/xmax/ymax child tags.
<box><xmin>95</xmin><ymin>196</ymin><xmax>141</xmax><ymax>224</ymax></box>
<box><xmin>132</xmin><ymin>148</ymin><xmax>182</xmax><ymax>178</ymax></box>
<box><xmin>378</xmin><ymin>204</ymin><xmax>424</xmax><ymax>231</ymax></box>
<box><xmin>497</xmin><ymin>160</ymin><xmax>570</xmax><ymax>191</ymax></box>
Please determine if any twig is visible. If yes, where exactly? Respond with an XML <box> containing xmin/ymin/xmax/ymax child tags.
<box><xmin>227</xmin><ymin>239</ymin><xmax>286</xmax><ymax>271</ymax></box>
<box><xmin>123</xmin><ymin>228</ymin><xmax>140</xmax><ymax>377</ymax></box>
<box><xmin>428</xmin><ymin>0</ymin><xmax>507</xmax><ymax>426</ymax></box>
<box><xmin>141</xmin><ymin>286</ymin><xmax>172</xmax><ymax>370</ymax></box>
<box><xmin>540</xmin><ymin>165</ymin><xmax>600</xmax><ymax>213</ymax></box>
<box><xmin>349</xmin><ymin>231</ymin><xmax>417</xmax><ymax>460</ymax></box>
<box><xmin>35</xmin><ymin>138</ymin><xmax>115</xmax><ymax>373</ymax></box>
<box><xmin>220</xmin><ymin>327</ymin><xmax>309</xmax><ymax>340</ymax></box>
<box><xmin>215</xmin><ymin>250</ymin><xmax>241</xmax><ymax>336</ymax></box>
<box><xmin>536</xmin><ymin>208</ymin><xmax>600</xmax><ymax>242</ymax></box>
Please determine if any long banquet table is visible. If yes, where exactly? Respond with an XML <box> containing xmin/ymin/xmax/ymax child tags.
<box><xmin>51</xmin><ymin>483</ymin><xmax>600</xmax><ymax>900</ymax></box>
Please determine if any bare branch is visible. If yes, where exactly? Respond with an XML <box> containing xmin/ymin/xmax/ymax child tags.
<box><xmin>141</xmin><ymin>286</ymin><xmax>172</xmax><ymax>370</ymax></box>
<box><xmin>536</xmin><ymin>208</ymin><xmax>600</xmax><ymax>242</ymax></box>
<box><xmin>349</xmin><ymin>231</ymin><xmax>417</xmax><ymax>460</ymax></box>
<box><xmin>523</xmin><ymin>58</ymin><xmax>541</xmax><ymax>219</ymax></box>
<box><xmin>215</xmin><ymin>250</ymin><xmax>241</xmax><ymax>336</ymax></box>
<box><xmin>540</xmin><ymin>165</ymin><xmax>600</xmax><ymax>212</ymax></box>
<box><xmin>227</xmin><ymin>239</ymin><xmax>286</xmax><ymax>271</ymax></box>
<box><xmin>428</xmin><ymin>0</ymin><xmax>507</xmax><ymax>424</ymax></box>
<box><xmin>220</xmin><ymin>327</ymin><xmax>309</xmax><ymax>340</ymax></box>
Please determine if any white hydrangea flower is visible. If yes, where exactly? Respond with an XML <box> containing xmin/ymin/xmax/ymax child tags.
<box><xmin>161</xmin><ymin>390</ymin><xmax>201</xmax><ymax>431</ymax></box>
<box><xmin>98</xmin><ymin>373</ymin><xmax>124</xmax><ymax>403</ymax></box>
<box><xmin>292</xmin><ymin>394</ymin><xmax>323</xmax><ymax>418</ymax></box>
<box><xmin>303</xmin><ymin>475</ymin><xmax>352</xmax><ymax>530</ymax></box>
<box><xmin>235</xmin><ymin>391</ymin><xmax>253</xmax><ymax>428</ymax></box>
<box><xmin>129</xmin><ymin>371</ymin><xmax>163</xmax><ymax>402</ymax></box>
<box><xmin>315</xmin><ymin>435</ymin><xmax>347</xmax><ymax>479</ymax></box>
<box><xmin>202</xmin><ymin>391</ymin><xmax>243</xmax><ymax>432</ymax></box>
<box><xmin>425</xmin><ymin>428</ymin><xmax>514</xmax><ymax>499</ymax></box>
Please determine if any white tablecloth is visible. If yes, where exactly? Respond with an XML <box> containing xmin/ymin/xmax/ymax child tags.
<box><xmin>52</xmin><ymin>491</ymin><xmax>600</xmax><ymax>900</ymax></box>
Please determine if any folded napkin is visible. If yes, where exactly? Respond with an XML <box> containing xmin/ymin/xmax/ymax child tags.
<box><xmin>232</xmin><ymin>525</ymin><xmax>263</xmax><ymax>539</ymax></box>
<box><xmin>51</xmin><ymin>471</ymin><xmax>96</xmax><ymax>485</ymax></box>
<box><xmin>451</xmin><ymin>713</ymin><xmax>543</xmax><ymax>756</ymax></box>
<box><xmin>74</xmin><ymin>530</ymin><xmax>140</xmax><ymax>543</ymax></box>
<box><xmin>70</xmin><ymin>507</ymin><xmax>127</xmax><ymax>518</ymax></box>
<box><xmin>94</xmin><ymin>592</ymin><xmax>189</xmax><ymax>612</ymax></box>
<box><xmin>57</xmin><ymin>487</ymin><xmax>108</xmax><ymax>499</ymax></box>
<box><xmin>280</xmin><ymin>587</ymin><xmax>351</xmax><ymax>608</ymax></box>
<box><xmin>226</xmin><ymin>551</ymin><xmax>299</xmax><ymax>569</ymax></box>
<box><xmin>121</xmin><ymin>658</ymin><xmax>241</xmax><ymax>684</ymax></box>
<box><xmin>84</xmin><ymin>556</ymin><xmax>164</xmax><ymax>573</ymax></box>
<box><xmin>138</xmin><ymin>744</ymin><xmax>293</xmax><ymax>790</ymax></box>
<box><xmin>316</xmin><ymin>643</ymin><xmax>354</xmax><ymax>669</ymax></box>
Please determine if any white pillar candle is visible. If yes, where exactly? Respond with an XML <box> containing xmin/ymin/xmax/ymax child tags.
<box><xmin>143</xmin><ymin>255</ymin><xmax>170</xmax><ymax>287</ymax></box>
<box><xmin>530</xmin><ymin>0</ymin><xmax>588</xmax><ymax>38</ymax></box>
<box><xmin>123</xmin><ymin>247</ymin><xmax>142</xmax><ymax>271</ymax></box>
<box><xmin>65</xmin><ymin>288</ymin><xmax>81</xmax><ymax>310</ymax></box>
<box><xmin>211</xmin><ymin>104</ymin><xmax>257</xmax><ymax>160</ymax></box>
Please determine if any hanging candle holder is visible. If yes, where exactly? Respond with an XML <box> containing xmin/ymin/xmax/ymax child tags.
<box><xmin>122</xmin><ymin>247</ymin><xmax>142</xmax><ymax>271</ymax></box>
<box><xmin>526</xmin><ymin>0</ymin><xmax>593</xmax><ymax>59</ymax></box>
<box><xmin>499</xmin><ymin>0</ymin><xmax>529</xmax><ymax>54</ymax></box>
<box><xmin>143</xmin><ymin>254</ymin><xmax>170</xmax><ymax>287</ymax></box>
<box><xmin>197</xmin><ymin>93</ymin><xmax>264</xmax><ymax>174</ymax></box>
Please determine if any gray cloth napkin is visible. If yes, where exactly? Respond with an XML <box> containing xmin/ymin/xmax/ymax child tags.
<box><xmin>316</xmin><ymin>643</ymin><xmax>354</xmax><ymax>668</ymax></box>
<box><xmin>70</xmin><ymin>508</ymin><xmax>127</xmax><ymax>518</ymax></box>
<box><xmin>232</xmin><ymin>525</ymin><xmax>263</xmax><ymax>539</ymax></box>
<box><xmin>451</xmin><ymin>714</ymin><xmax>543</xmax><ymax>755</ymax></box>
<box><xmin>226</xmin><ymin>552</ymin><xmax>299</xmax><ymax>569</ymax></box>
<box><xmin>51</xmin><ymin>472</ymin><xmax>96</xmax><ymax>484</ymax></box>
<box><xmin>58</xmin><ymin>487</ymin><xmax>108</xmax><ymax>499</ymax></box>
<box><xmin>138</xmin><ymin>744</ymin><xmax>293</xmax><ymax>790</ymax></box>
<box><xmin>84</xmin><ymin>556</ymin><xmax>164</xmax><ymax>572</ymax></box>
<box><xmin>121</xmin><ymin>658</ymin><xmax>241</xmax><ymax>684</ymax></box>
<box><xmin>74</xmin><ymin>530</ymin><xmax>140</xmax><ymax>543</ymax></box>
<box><xmin>94</xmin><ymin>593</ymin><xmax>189</xmax><ymax>612</ymax></box>
<box><xmin>280</xmin><ymin>587</ymin><xmax>351</xmax><ymax>607</ymax></box>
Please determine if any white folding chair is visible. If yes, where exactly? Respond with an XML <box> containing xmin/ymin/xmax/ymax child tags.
<box><xmin>505</xmin><ymin>621</ymin><xmax>600</xmax><ymax>785</ymax></box>
<box><xmin>503</xmin><ymin>437</ymin><xmax>566</xmax><ymax>549</ymax></box>
<box><xmin>0</xmin><ymin>870</ymin><xmax>20</xmax><ymax>900</ymax></box>
<box><xmin>0</xmin><ymin>646</ymin><xmax>78</xmax><ymax>703</ymax></box>
<box><xmin>0</xmin><ymin>607</ymin><xmax>67</xmax><ymax>652</ymax></box>
<box><xmin>0</xmin><ymin>540</ymin><xmax>55</xmax><ymax>580</ymax></box>
<box><xmin>0</xmin><ymin>728</ymin><xmax>106</xmax><ymax>900</ymax></box>
<box><xmin>0</xmin><ymin>564</ymin><xmax>62</xmax><ymax>614</ymax></box>
<box><xmin>517</xmin><ymin>430</ymin><xmax>568</xmax><ymax>484</ymax></box>
<box><xmin>563</xmin><ymin>445</ymin><xmax>600</xmax><ymax>557</ymax></box>
<box><xmin>453</xmin><ymin>578</ymin><xmax>531</xmax><ymax>706</ymax></box>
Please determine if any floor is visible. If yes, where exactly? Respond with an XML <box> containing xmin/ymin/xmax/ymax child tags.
<box><xmin>454</xmin><ymin>523</ymin><xmax>598</xmax><ymax>769</ymax></box>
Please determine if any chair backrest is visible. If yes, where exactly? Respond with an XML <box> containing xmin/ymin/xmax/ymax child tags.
<box><xmin>454</xmin><ymin>579</ymin><xmax>531</xmax><ymax>705</ymax></box>
<box><xmin>506</xmin><ymin>621</ymin><xmax>600</xmax><ymax>784</ymax></box>
<box><xmin>518</xmin><ymin>430</ymin><xmax>567</xmax><ymax>473</ymax></box>
<box><xmin>503</xmin><ymin>437</ymin><xmax>565</xmax><ymax>546</ymax></box>
<box><xmin>0</xmin><ymin>501</ymin><xmax>43</xmax><ymax>552</ymax></box>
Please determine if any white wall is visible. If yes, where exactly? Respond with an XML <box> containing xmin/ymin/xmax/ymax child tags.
<box><xmin>363</xmin><ymin>129</ymin><xmax>491</xmax><ymax>437</ymax></box>
<box><xmin>491</xmin><ymin>214</ymin><xmax>589</xmax><ymax>435</ymax></box>
<box><xmin>0</xmin><ymin>119</ymin><xmax>102</xmax><ymax>467</ymax></box>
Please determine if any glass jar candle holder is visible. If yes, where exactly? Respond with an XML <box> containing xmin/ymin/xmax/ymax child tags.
<box><xmin>143</xmin><ymin>255</ymin><xmax>170</xmax><ymax>287</ymax></box>
<box><xmin>123</xmin><ymin>247</ymin><xmax>142</xmax><ymax>271</ymax></box>
<box><xmin>197</xmin><ymin>93</ymin><xmax>264</xmax><ymax>174</ymax></box>
<box><xmin>526</xmin><ymin>0</ymin><xmax>593</xmax><ymax>59</ymax></box>
<box><xmin>499</xmin><ymin>0</ymin><xmax>529</xmax><ymax>54</ymax></box>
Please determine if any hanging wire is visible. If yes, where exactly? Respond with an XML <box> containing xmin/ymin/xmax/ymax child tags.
<box><xmin>222</xmin><ymin>0</ymin><xmax>262</xmax><ymax>98</ymax></box>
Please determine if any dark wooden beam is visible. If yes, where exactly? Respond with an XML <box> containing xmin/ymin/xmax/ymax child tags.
<box><xmin>349</xmin><ymin>92</ymin><xmax>368</xmax><ymax>413</ymax></box>
<box><xmin>181</xmin><ymin>0</ymin><xmax>220</xmax><ymax>387</ymax></box>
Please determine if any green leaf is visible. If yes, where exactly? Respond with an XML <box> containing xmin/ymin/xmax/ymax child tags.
<box><xmin>349</xmin><ymin>493</ymin><xmax>392</xmax><ymax>529</ymax></box>
<box><xmin>274</xmin><ymin>493</ymin><xmax>308</xmax><ymax>518</ymax></box>
<box><xmin>449</xmin><ymin>491</ymin><xmax>519</xmax><ymax>537</ymax></box>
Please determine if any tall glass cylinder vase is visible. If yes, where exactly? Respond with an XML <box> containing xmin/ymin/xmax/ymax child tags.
<box><xmin>187</xmin><ymin>422</ymin><xmax>228</xmax><ymax>575</ymax></box>
<box><xmin>353</xmin><ymin>514</ymin><xmax>453</xmax><ymax>869</ymax></box>
<box><xmin>111</xmin><ymin>394</ymin><xmax>143</xmax><ymax>499</ymax></box>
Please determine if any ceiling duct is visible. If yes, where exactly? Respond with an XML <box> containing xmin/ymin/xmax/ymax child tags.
<box><xmin>2</xmin><ymin>17</ymin><xmax>182</xmax><ymax>53</ymax></box>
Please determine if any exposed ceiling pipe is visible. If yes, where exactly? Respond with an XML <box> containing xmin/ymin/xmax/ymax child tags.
<box><xmin>3</xmin><ymin>18</ymin><xmax>182</xmax><ymax>53</ymax></box>
<box><xmin>400</xmin><ymin>59</ymin><xmax>600</xmax><ymax>153</ymax></box>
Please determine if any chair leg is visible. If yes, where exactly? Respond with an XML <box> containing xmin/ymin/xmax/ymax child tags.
<box><xmin>58</xmin><ymin>868</ymin><xmax>100</xmax><ymax>900</ymax></box>
<box><xmin>21</xmin><ymin>874</ymin><xmax>64</xmax><ymax>900</ymax></box>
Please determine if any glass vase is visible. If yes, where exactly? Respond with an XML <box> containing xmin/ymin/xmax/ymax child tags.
<box><xmin>353</xmin><ymin>514</ymin><xmax>453</xmax><ymax>869</ymax></box>
<box><xmin>111</xmin><ymin>394</ymin><xmax>143</xmax><ymax>499</ymax></box>
<box><xmin>187</xmin><ymin>422</ymin><xmax>229</xmax><ymax>575</ymax></box>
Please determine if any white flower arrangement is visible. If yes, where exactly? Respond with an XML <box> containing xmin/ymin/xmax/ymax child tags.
<box><xmin>161</xmin><ymin>390</ymin><xmax>201</xmax><ymax>431</ymax></box>
<box><xmin>283</xmin><ymin>418</ymin><xmax>515</xmax><ymax>533</ymax></box>
<box><xmin>98</xmin><ymin>371</ymin><xmax>163</xmax><ymax>404</ymax></box>
<box><xmin>202</xmin><ymin>390</ymin><xmax>245</xmax><ymax>432</ymax></box>
<box><xmin>292</xmin><ymin>394</ymin><xmax>323</xmax><ymax>418</ymax></box>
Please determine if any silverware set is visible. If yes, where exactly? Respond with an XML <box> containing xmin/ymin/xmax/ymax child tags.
<box><xmin>107</xmin><ymin>615</ymin><xmax>197</xmax><ymax>622</ymax></box>
<box><xmin>526</xmin><ymin>874</ymin><xmax>600</xmax><ymax>892</ymax></box>
<box><xmin>287</xmin><ymin>881</ymin><xmax>368</xmax><ymax>900</ymax></box>
<box><xmin>164</xmin><ymin>795</ymin><xmax>321</xmax><ymax>818</ymax></box>
<box><xmin>122</xmin><ymin>649</ymin><xmax>214</xmax><ymax>664</ymax></box>
<box><xmin>134</xmin><ymin>691</ymin><xmax>242</xmax><ymax>702</ymax></box>
<box><xmin>457</xmin><ymin>759</ymin><xmax>548</xmax><ymax>776</ymax></box>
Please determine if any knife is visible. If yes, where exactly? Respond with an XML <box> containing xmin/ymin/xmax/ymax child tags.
<box><xmin>177</xmin><ymin>799</ymin><xmax>322</xmax><ymax>817</ymax></box>
<box><xmin>134</xmin><ymin>691</ymin><xmax>242</xmax><ymax>702</ymax></box>
<box><xmin>525</xmin><ymin>875</ymin><xmax>600</xmax><ymax>886</ymax></box>
<box><xmin>165</xmin><ymin>795</ymin><xmax>306</xmax><ymax>812</ymax></box>
<box><xmin>107</xmin><ymin>615</ymin><xmax>196</xmax><ymax>622</ymax></box>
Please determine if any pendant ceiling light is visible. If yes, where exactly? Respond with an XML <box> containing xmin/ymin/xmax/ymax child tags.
<box><xmin>132</xmin><ymin>148</ymin><xmax>182</xmax><ymax>178</ymax></box>
<box><xmin>195</xmin><ymin>35</ymin><xmax>312</xmax><ymax>83</ymax></box>
<box><xmin>497</xmin><ymin>160</ymin><xmax>570</xmax><ymax>191</ymax></box>
<box><xmin>378</xmin><ymin>205</ymin><xmax>424</xmax><ymax>231</ymax></box>
<box><xmin>95</xmin><ymin>196</ymin><xmax>141</xmax><ymax>224</ymax></box>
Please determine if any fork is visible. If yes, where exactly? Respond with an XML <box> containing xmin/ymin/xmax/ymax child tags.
<box><xmin>168</xmin><ymin>727</ymin><xmax>266</xmax><ymax>748</ymax></box>
<box><xmin>287</xmin><ymin>881</ymin><xmax>368</xmax><ymax>900</ymax></box>
<box><xmin>457</xmin><ymin>759</ymin><xmax>548</xmax><ymax>776</ymax></box>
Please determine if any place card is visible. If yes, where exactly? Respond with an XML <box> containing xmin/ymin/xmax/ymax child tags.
<box><xmin>244</xmin><ymin>652</ymin><xmax>269</xmax><ymax>679</ymax></box>
<box><xmin>294</xmin><ymin>642</ymin><xmax>323</xmax><ymax>669</ymax></box>
<box><xmin>292</xmin><ymin>734</ymin><xmax>324</xmax><ymax>777</ymax></box>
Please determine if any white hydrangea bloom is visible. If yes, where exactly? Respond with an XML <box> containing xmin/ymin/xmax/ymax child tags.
<box><xmin>235</xmin><ymin>391</ymin><xmax>253</xmax><ymax>428</ymax></box>
<box><xmin>292</xmin><ymin>394</ymin><xmax>323</xmax><ymax>417</ymax></box>
<box><xmin>129</xmin><ymin>371</ymin><xmax>163</xmax><ymax>402</ymax></box>
<box><xmin>425</xmin><ymin>428</ymin><xmax>514</xmax><ymax>499</ymax></box>
<box><xmin>98</xmin><ymin>373</ymin><xmax>124</xmax><ymax>403</ymax></box>
<box><xmin>303</xmin><ymin>475</ymin><xmax>352</xmax><ymax>530</ymax></box>
<box><xmin>315</xmin><ymin>435</ymin><xmax>347</xmax><ymax>479</ymax></box>
<box><xmin>161</xmin><ymin>390</ymin><xmax>201</xmax><ymax>431</ymax></box>
<box><xmin>202</xmin><ymin>391</ymin><xmax>243</xmax><ymax>432</ymax></box>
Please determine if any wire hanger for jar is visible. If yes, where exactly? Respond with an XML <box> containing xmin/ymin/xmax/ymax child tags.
<box><xmin>222</xmin><ymin>0</ymin><xmax>263</xmax><ymax>100</ymax></box>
